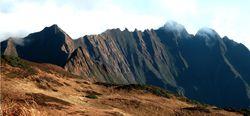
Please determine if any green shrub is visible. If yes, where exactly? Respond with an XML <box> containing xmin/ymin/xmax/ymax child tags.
<box><xmin>1</xmin><ymin>55</ymin><xmax>37</xmax><ymax>76</ymax></box>
<box><xmin>6</xmin><ymin>72</ymin><xmax>19</xmax><ymax>78</ymax></box>
<box><xmin>223</xmin><ymin>108</ymin><xmax>250</xmax><ymax>115</ymax></box>
<box><xmin>85</xmin><ymin>94</ymin><xmax>98</xmax><ymax>99</ymax></box>
<box><xmin>2</xmin><ymin>55</ymin><xmax>27</xmax><ymax>68</ymax></box>
<box><xmin>113</xmin><ymin>84</ymin><xmax>171</xmax><ymax>98</ymax></box>
<box><xmin>182</xmin><ymin>106</ymin><xmax>210</xmax><ymax>113</ymax></box>
<box><xmin>148</xmin><ymin>87</ymin><xmax>171</xmax><ymax>98</ymax></box>
<box><xmin>178</xmin><ymin>96</ymin><xmax>209</xmax><ymax>107</ymax></box>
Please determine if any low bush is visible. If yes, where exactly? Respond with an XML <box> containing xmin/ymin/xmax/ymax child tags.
<box><xmin>2</xmin><ymin>55</ymin><xmax>27</xmax><ymax>68</ymax></box>
<box><xmin>114</xmin><ymin>84</ymin><xmax>171</xmax><ymax>98</ymax></box>
<box><xmin>182</xmin><ymin>106</ymin><xmax>211</xmax><ymax>113</ymax></box>
<box><xmin>85</xmin><ymin>94</ymin><xmax>98</xmax><ymax>99</ymax></box>
<box><xmin>1</xmin><ymin>55</ymin><xmax>37</xmax><ymax>76</ymax></box>
<box><xmin>223</xmin><ymin>108</ymin><xmax>250</xmax><ymax>116</ymax></box>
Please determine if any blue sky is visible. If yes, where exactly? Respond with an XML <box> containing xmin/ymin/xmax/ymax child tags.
<box><xmin>0</xmin><ymin>0</ymin><xmax>250</xmax><ymax>48</ymax></box>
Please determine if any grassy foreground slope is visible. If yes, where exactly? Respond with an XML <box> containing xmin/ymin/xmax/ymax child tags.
<box><xmin>0</xmin><ymin>56</ymin><xmax>243</xmax><ymax>116</ymax></box>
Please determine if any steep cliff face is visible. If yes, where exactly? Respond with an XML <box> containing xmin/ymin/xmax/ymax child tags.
<box><xmin>1</xmin><ymin>38</ymin><xmax>18</xmax><ymax>56</ymax></box>
<box><xmin>67</xmin><ymin>28</ymin><xmax>179</xmax><ymax>90</ymax></box>
<box><xmin>1</xmin><ymin>23</ymin><xmax>250</xmax><ymax>108</ymax></box>
<box><xmin>223</xmin><ymin>37</ymin><xmax>250</xmax><ymax>84</ymax></box>
<box><xmin>65</xmin><ymin>46</ymin><xmax>125</xmax><ymax>83</ymax></box>
<box><xmin>169</xmin><ymin>28</ymin><xmax>250</xmax><ymax>108</ymax></box>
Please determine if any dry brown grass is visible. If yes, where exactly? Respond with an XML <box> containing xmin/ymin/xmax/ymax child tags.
<box><xmin>2</xmin><ymin>99</ymin><xmax>47</xmax><ymax>116</ymax></box>
<box><xmin>0</xmin><ymin>57</ymin><xmax>243</xmax><ymax>116</ymax></box>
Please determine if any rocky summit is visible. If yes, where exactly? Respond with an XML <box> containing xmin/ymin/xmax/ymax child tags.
<box><xmin>1</xmin><ymin>22</ymin><xmax>250</xmax><ymax>108</ymax></box>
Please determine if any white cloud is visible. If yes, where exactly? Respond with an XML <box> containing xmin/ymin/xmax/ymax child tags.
<box><xmin>158</xmin><ymin>0</ymin><xmax>198</xmax><ymax>16</ymax></box>
<box><xmin>0</xmin><ymin>0</ymin><xmax>164</xmax><ymax>40</ymax></box>
<box><xmin>0</xmin><ymin>0</ymin><xmax>249</xmax><ymax>49</ymax></box>
<box><xmin>209</xmin><ymin>6</ymin><xmax>250</xmax><ymax>48</ymax></box>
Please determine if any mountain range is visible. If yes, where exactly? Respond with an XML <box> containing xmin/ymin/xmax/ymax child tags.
<box><xmin>1</xmin><ymin>22</ymin><xmax>250</xmax><ymax>108</ymax></box>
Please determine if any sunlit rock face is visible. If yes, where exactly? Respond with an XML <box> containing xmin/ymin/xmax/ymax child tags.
<box><xmin>1</xmin><ymin>23</ymin><xmax>250</xmax><ymax>108</ymax></box>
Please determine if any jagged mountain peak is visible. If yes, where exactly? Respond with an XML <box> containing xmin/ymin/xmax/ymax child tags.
<box><xmin>104</xmin><ymin>28</ymin><xmax>122</xmax><ymax>33</ymax></box>
<box><xmin>223</xmin><ymin>36</ymin><xmax>250</xmax><ymax>52</ymax></box>
<box><xmin>134</xmin><ymin>28</ymin><xmax>139</xmax><ymax>32</ymax></box>
<box><xmin>42</xmin><ymin>24</ymin><xmax>65</xmax><ymax>35</ymax></box>
<box><xmin>222</xmin><ymin>36</ymin><xmax>238</xmax><ymax>45</ymax></box>
<box><xmin>44</xmin><ymin>24</ymin><xmax>60</xmax><ymax>30</ymax></box>
<box><xmin>158</xmin><ymin>21</ymin><xmax>189</xmax><ymax>39</ymax></box>
<box><xmin>0</xmin><ymin>38</ymin><xmax>18</xmax><ymax>56</ymax></box>
<box><xmin>194</xmin><ymin>27</ymin><xmax>224</xmax><ymax>48</ymax></box>
<box><xmin>196</xmin><ymin>27</ymin><xmax>221</xmax><ymax>39</ymax></box>
<box><xmin>124</xmin><ymin>28</ymin><xmax>129</xmax><ymax>32</ymax></box>
<box><xmin>1</xmin><ymin>24</ymin><xmax>75</xmax><ymax>67</ymax></box>
<box><xmin>161</xmin><ymin>21</ymin><xmax>187</xmax><ymax>33</ymax></box>
<box><xmin>20</xmin><ymin>24</ymin><xmax>70</xmax><ymax>43</ymax></box>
